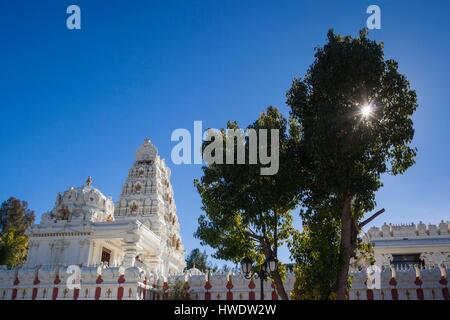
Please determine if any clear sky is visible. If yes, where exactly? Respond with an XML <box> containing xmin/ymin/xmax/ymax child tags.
<box><xmin>1</xmin><ymin>0</ymin><xmax>449</xmax><ymax>266</ymax></box>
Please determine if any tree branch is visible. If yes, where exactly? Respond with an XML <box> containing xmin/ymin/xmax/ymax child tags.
<box><xmin>245</xmin><ymin>229</ymin><xmax>263</xmax><ymax>242</ymax></box>
<box><xmin>359</xmin><ymin>208</ymin><xmax>385</xmax><ymax>229</ymax></box>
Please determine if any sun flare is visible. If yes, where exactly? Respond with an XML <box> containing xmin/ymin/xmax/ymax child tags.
<box><xmin>361</xmin><ymin>103</ymin><xmax>373</xmax><ymax>118</ymax></box>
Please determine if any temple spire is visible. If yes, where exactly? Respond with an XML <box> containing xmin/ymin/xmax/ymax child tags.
<box><xmin>136</xmin><ymin>138</ymin><xmax>157</xmax><ymax>161</ymax></box>
<box><xmin>86</xmin><ymin>176</ymin><xmax>93</xmax><ymax>188</ymax></box>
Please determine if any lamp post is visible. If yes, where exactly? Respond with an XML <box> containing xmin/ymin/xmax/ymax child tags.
<box><xmin>240</xmin><ymin>256</ymin><xmax>278</xmax><ymax>300</ymax></box>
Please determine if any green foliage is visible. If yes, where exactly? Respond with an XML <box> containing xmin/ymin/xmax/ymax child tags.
<box><xmin>0</xmin><ymin>197</ymin><xmax>35</xmax><ymax>235</ymax></box>
<box><xmin>0</xmin><ymin>197</ymin><xmax>34</xmax><ymax>267</ymax></box>
<box><xmin>290</xmin><ymin>207</ymin><xmax>376</xmax><ymax>300</ymax></box>
<box><xmin>351</xmin><ymin>241</ymin><xmax>376</xmax><ymax>268</ymax></box>
<box><xmin>287</xmin><ymin>28</ymin><xmax>417</xmax><ymax>214</ymax></box>
<box><xmin>168</xmin><ymin>279</ymin><xmax>191</xmax><ymax>300</ymax></box>
<box><xmin>0</xmin><ymin>229</ymin><xmax>28</xmax><ymax>267</ymax></box>
<box><xmin>185</xmin><ymin>248</ymin><xmax>216</xmax><ymax>271</ymax></box>
<box><xmin>194</xmin><ymin>107</ymin><xmax>301</xmax><ymax>299</ymax></box>
<box><xmin>195</xmin><ymin>107</ymin><xmax>299</xmax><ymax>263</ymax></box>
<box><xmin>290</xmin><ymin>209</ymin><xmax>340</xmax><ymax>300</ymax></box>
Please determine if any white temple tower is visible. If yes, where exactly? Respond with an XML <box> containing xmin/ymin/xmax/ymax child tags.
<box><xmin>114</xmin><ymin>139</ymin><xmax>185</xmax><ymax>275</ymax></box>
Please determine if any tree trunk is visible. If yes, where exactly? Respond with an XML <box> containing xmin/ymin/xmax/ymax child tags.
<box><xmin>260</xmin><ymin>236</ymin><xmax>289</xmax><ymax>300</ymax></box>
<box><xmin>336</xmin><ymin>195</ymin><xmax>353</xmax><ymax>300</ymax></box>
<box><xmin>272</xmin><ymin>270</ymin><xmax>289</xmax><ymax>300</ymax></box>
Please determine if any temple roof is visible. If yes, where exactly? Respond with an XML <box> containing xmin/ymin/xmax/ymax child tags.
<box><xmin>136</xmin><ymin>138</ymin><xmax>157</xmax><ymax>162</ymax></box>
<box><xmin>43</xmin><ymin>177</ymin><xmax>115</xmax><ymax>223</ymax></box>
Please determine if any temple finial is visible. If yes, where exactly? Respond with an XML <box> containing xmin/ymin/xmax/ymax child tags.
<box><xmin>136</xmin><ymin>138</ymin><xmax>157</xmax><ymax>161</ymax></box>
<box><xmin>86</xmin><ymin>176</ymin><xmax>93</xmax><ymax>188</ymax></box>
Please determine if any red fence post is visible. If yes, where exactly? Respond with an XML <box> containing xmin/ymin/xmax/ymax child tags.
<box><xmin>32</xmin><ymin>276</ymin><xmax>40</xmax><ymax>300</ymax></box>
<box><xmin>95</xmin><ymin>275</ymin><xmax>103</xmax><ymax>300</ymax></box>
<box><xmin>389</xmin><ymin>277</ymin><xmax>399</xmax><ymax>300</ymax></box>
<box><xmin>271</xmin><ymin>282</ymin><xmax>278</xmax><ymax>300</ymax></box>
<box><xmin>11</xmin><ymin>276</ymin><xmax>19</xmax><ymax>300</ymax></box>
<box><xmin>11</xmin><ymin>289</ymin><xmax>17</xmax><ymax>300</ymax></box>
<box><xmin>117</xmin><ymin>287</ymin><xmax>124</xmax><ymax>300</ymax></box>
<box><xmin>439</xmin><ymin>276</ymin><xmax>449</xmax><ymax>300</ymax></box>
<box><xmin>415</xmin><ymin>277</ymin><xmax>424</xmax><ymax>300</ymax></box>
<box><xmin>73</xmin><ymin>288</ymin><xmax>80</xmax><ymax>300</ymax></box>
<box><xmin>52</xmin><ymin>275</ymin><xmax>61</xmax><ymax>300</ymax></box>
<box><xmin>248</xmin><ymin>279</ymin><xmax>255</xmax><ymax>300</ymax></box>
<box><xmin>117</xmin><ymin>274</ymin><xmax>126</xmax><ymax>300</ymax></box>
<box><xmin>226</xmin><ymin>280</ymin><xmax>233</xmax><ymax>300</ymax></box>
<box><xmin>32</xmin><ymin>288</ymin><xmax>38</xmax><ymax>300</ymax></box>
<box><xmin>163</xmin><ymin>282</ymin><xmax>169</xmax><ymax>300</ymax></box>
<box><xmin>204</xmin><ymin>281</ymin><xmax>212</xmax><ymax>300</ymax></box>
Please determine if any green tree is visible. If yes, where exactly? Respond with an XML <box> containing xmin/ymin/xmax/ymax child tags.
<box><xmin>0</xmin><ymin>197</ymin><xmax>35</xmax><ymax>235</ymax></box>
<box><xmin>195</xmin><ymin>107</ymin><xmax>300</xmax><ymax>300</ymax></box>
<box><xmin>185</xmin><ymin>248</ymin><xmax>215</xmax><ymax>271</ymax></box>
<box><xmin>168</xmin><ymin>279</ymin><xmax>192</xmax><ymax>300</ymax></box>
<box><xmin>286</xmin><ymin>29</ymin><xmax>418</xmax><ymax>299</ymax></box>
<box><xmin>290</xmin><ymin>208</ymin><xmax>340</xmax><ymax>300</ymax></box>
<box><xmin>0</xmin><ymin>229</ymin><xmax>28</xmax><ymax>267</ymax></box>
<box><xmin>0</xmin><ymin>197</ymin><xmax>34</xmax><ymax>267</ymax></box>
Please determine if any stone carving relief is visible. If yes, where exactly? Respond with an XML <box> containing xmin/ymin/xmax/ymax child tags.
<box><xmin>130</xmin><ymin>202</ymin><xmax>139</xmax><ymax>213</ymax></box>
<box><xmin>134</xmin><ymin>183</ymin><xmax>142</xmax><ymax>194</ymax></box>
<box><xmin>56</xmin><ymin>206</ymin><xmax>70</xmax><ymax>220</ymax></box>
<box><xmin>420</xmin><ymin>252</ymin><xmax>450</xmax><ymax>266</ymax></box>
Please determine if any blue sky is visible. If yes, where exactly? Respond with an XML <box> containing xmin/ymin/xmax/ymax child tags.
<box><xmin>0</xmin><ymin>1</ymin><xmax>449</xmax><ymax>266</ymax></box>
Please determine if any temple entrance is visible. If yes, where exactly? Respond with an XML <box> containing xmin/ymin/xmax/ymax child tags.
<box><xmin>101</xmin><ymin>248</ymin><xmax>111</xmax><ymax>266</ymax></box>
